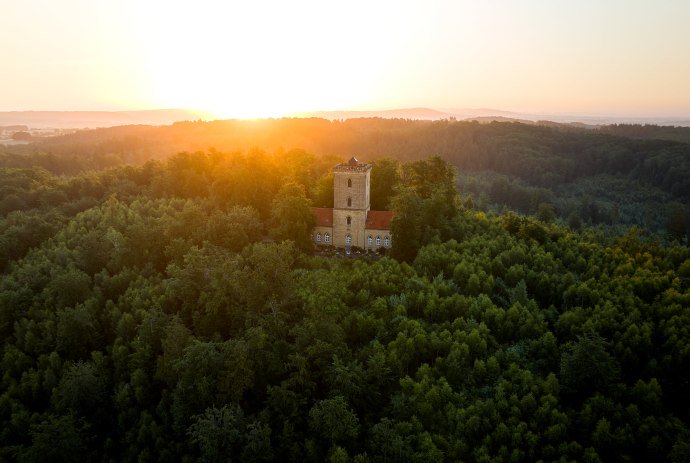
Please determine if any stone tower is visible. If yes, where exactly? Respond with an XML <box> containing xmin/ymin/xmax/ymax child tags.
<box><xmin>332</xmin><ymin>157</ymin><xmax>371</xmax><ymax>248</ymax></box>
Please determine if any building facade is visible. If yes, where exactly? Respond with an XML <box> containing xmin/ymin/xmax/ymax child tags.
<box><xmin>312</xmin><ymin>157</ymin><xmax>393</xmax><ymax>251</ymax></box>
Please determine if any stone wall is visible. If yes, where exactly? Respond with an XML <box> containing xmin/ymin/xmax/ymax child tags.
<box><xmin>364</xmin><ymin>228</ymin><xmax>392</xmax><ymax>250</ymax></box>
<box><xmin>333</xmin><ymin>165</ymin><xmax>371</xmax><ymax>212</ymax></box>
<box><xmin>333</xmin><ymin>210</ymin><xmax>368</xmax><ymax>248</ymax></box>
<box><xmin>312</xmin><ymin>226</ymin><xmax>334</xmax><ymax>245</ymax></box>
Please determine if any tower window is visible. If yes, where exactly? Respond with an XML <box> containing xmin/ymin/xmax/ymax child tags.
<box><xmin>346</xmin><ymin>216</ymin><xmax>351</xmax><ymax>226</ymax></box>
<box><xmin>347</xmin><ymin>178</ymin><xmax>352</xmax><ymax>187</ymax></box>
<box><xmin>346</xmin><ymin>234</ymin><xmax>352</xmax><ymax>244</ymax></box>
<box><xmin>347</xmin><ymin>197</ymin><xmax>352</xmax><ymax>207</ymax></box>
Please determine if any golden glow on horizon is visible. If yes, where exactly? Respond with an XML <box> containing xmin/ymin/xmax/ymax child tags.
<box><xmin>1</xmin><ymin>1</ymin><xmax>690</xmax><ymax>117</ymax></box>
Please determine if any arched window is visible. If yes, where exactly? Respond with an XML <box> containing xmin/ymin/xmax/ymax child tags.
<box><xmin>325</xmin><ymin>232</ymin><xmax>330</xmax><ymax>243</ymax></box>
<box><xmin>317</xmin><ymin>233</ymin><xmax>322</xmax><ymax>242</ymax></box>
<box><xmin>346</xmin><ymin>216</ymin><xmax>351</xmax><ymax>226</ymax></box>
<box><xmin>347</xmin><ymin>178</ymin><xmax>352</xmax><ymax>187</ymax></box>
<box><xmin>376</xmin><ymin>235</ymin><xmax>381</xmax><ymax>246</ymax></box>
<box><xmin>346</xmin><ymin>234</ymin><xmax>352</xmax><ymax>244</ymax></box>
<box><xmin>367</xmin><ymin>235</ymin><xmax>373</xmax><ymax>246</ymax></box>
<box><xmin>347</xmin><ymin>197</ymin><xmax>352</xmax><ymax>207</ymax></box>
<box><xmin>384</xmin><ymin>236</ymin><xmax>390</xmax><ymax>247</ymax></box>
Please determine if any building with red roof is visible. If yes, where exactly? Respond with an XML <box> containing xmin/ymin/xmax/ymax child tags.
<box><xmin>312</xmin><ymin>157</ymin><xmax>393</xmax><ymax>251</ymax></box>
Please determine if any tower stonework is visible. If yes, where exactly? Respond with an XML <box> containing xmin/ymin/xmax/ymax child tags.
<box><xmin>332</xmin><ymin>157</ymin><xmax>371</xmax><ymax>248</ymax></box>
<box><xmin>311</xmin><ymin>156</ymin><xmax>392</xmax><ymax>252</ymax></box>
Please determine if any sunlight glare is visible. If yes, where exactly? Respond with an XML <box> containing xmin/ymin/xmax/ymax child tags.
<box><xmin>133</xmin><ymin>1</ymin><xmax>401</xmax><ymax>118</ymax></box>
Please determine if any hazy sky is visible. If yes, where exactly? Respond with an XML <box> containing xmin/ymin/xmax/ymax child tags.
<box><xmin>2</xmin><ymin>0</ymin><xmax>690</xmax><ymax>118</ymax></box>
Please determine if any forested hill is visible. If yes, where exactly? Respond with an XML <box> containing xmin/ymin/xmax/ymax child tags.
<box><xmin>7</xmin><ymin>119</ymin><xmax>690</xmax><ymax>193</ymax></box>
<box><xmin>0</xmin><ymin>147</ymin><xmax>690</xmax><ymax>461</ymax></box>
<box><xmin>3</xmin><ymin>118</ymin><xmax>689</xmax><ymax>236</ymax></box>
<box><xmin>598</xmin><ymin>124</ymin><xmax>690</xmax><ymax>144</ymax></box>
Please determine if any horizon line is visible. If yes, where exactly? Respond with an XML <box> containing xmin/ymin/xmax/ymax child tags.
<box><xmin>0</xmin><ymin>106</ymin><xmax>689</xmax><ymax>119</ymax></box>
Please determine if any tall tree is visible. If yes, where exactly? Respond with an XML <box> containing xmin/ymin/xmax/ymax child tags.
<box><xmin>390</xmin><ymin>187</ymin><xmax>423</xmax><ymax>262</ymax></box>
<box><xmin>312</xmin><ymin>172</ymin><xmax>334</xmax><ymax>208</ymax></box>
<box><xmin>400</xmin><ymin>155</ymin><xmax>456</xmax><ymax>200</ymax></box>
<box><xmin>269</xmin><ymin>183</ymin><xmax>315</xmax><ymax>252</ymax></box>
<box><xmin>370</xmin><ymin>158</ymin><xmax>400</xmax><ymax>210</ymax></box>
<box><xmin>666</xmin><ymin>202</ymin><xmax>689</xmax><ymax>243</ymax></box>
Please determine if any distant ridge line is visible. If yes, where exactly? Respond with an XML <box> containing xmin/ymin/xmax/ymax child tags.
<box><xmin>0</xmin><ymin>109</ymin><xmax>215</xmax><ymax>129</ymax></box>
<box><xmin>0</xmin><ymin>107</ymin><xmax>689</xmax><ymax>129</ymax></box>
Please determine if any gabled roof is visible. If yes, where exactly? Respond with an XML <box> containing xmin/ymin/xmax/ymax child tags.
<box><xmin>312</xmin><ymin>207</ymin><xmax>333</xmax><ymax>227</ymax></box>
<box><xmin>366</xmin><ymin>210</ymin><xmax>394</xmax><ymax>231</ymax></box>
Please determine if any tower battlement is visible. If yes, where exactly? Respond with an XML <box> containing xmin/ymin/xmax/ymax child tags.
<box><xmin>333</xmin><ymin>156</ymin><xmax>372</xmax><ymax>173</ymax></box>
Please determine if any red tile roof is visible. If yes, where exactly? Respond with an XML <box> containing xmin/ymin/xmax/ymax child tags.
<box><xmin>312</xmin><ymin>207</ymin><xmax>333</xmax><ymax>227</ymax></box>
<box><xmin>366</xmin><ymin>210</ymin><xmax>394</xmax><ymax>230</ymax></box>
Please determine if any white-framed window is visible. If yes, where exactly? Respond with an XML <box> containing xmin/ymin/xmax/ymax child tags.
<box><xmin>325</xmin><ymin>232</ymin><xmax>330</xmax><ymax>243</ymax></box>
<box><xmin>317</xmin><ymin>233</ymin><xmax>322</xmax><ymax>242</ymax></box>
<box><xmin>367</xmin><ymin>235</ymin><xmax>373</xmax><ymax>246</ymax></box>
<box><xmin>376</xmin><ymin>236</ymin><xmax>381</xmax><ymax>246</ymax></box>
<box><xmin>347</xmin><ymin>178</ymin><xmax>352</xmax><ymax>187</ymax></box>
<box><xmin>384</xmin><ymin>236</ymin><xmax>390</xmax><ymax>247</ymax></box>
<box><xmin>346</xmin><ymin>234</ymin><xmax>352</xmax><ymax>244</ymax></box>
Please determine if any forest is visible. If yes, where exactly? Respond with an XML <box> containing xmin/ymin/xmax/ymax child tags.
<box><xmin>4</xmin><ymin>118</ymin><xmax>689</xmax><ymax>237</ymax></box>
<box><xmin>1</xmin><ymin>118</ymin><xmax>690</xmax><ymax>462</ymax></box>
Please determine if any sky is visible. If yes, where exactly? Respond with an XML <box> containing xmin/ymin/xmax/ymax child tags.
<box><xmin>2</xmin><ymin>0</ymin><xmax>690</xmax><ymax>118</ymax></box>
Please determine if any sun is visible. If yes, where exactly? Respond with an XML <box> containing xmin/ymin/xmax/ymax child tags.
<box><xmin>131</xmin><ymin>1</ymin><xmax>392</xmax><ymax>118</ymax></box>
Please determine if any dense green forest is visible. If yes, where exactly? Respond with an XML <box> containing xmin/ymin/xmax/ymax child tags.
<box><xmin>4</xmin><ymin>118</ymin><xmax>689</xmax><ymax>237</ymax></box>
<box><xmin>1</xmin><ymin>119</ymin><xmax>690</xmax><ymax>461</ymax></box>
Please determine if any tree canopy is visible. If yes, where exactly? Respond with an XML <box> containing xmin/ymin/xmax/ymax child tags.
<box><xmin>0</xmin><ymin>129</ymin><xmax>689</xmax><ymax>461</ymax></box>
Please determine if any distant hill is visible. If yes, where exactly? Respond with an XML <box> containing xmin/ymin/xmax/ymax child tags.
<box><xmin>2</xmin><ymin>107</ymin><xmax>688</xmax><ymax>129</ymax></box>
<box><xmin>0</xmin><ymin>125</ymin><xmax>28</xmax><ymax>131</ymax></box>
<box><xmin>0</xmin><ymin>109</ymin><xmax>215</xmax><ymax>129</ymax></box>
<box><xmin>596</xmin><ymin>124</ymin><xmax>690</xmax><ymax>144</ymax></box>
<box><xmin>295</xmin><ymin>107</ymin><xmax>690</xmax><ymax>127</ymax></box>
<box><xmin>462</xmin><ymin>116</ymin><xmax>535</xmax><ymax>125</ymax></box>
<box><xmin>295</xmin><ymin>107</ymin><xmax>540</xmax><ymax>121</ymax></box>
<box><xmin>293</xmin><ymin>107</ymin><xmax>453</xmax><ymax>120</ymax></box>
